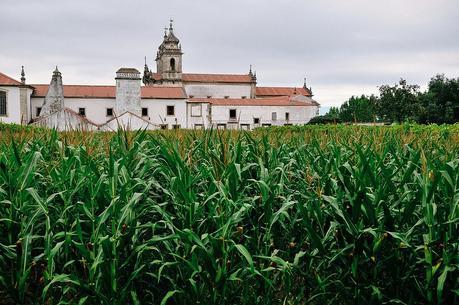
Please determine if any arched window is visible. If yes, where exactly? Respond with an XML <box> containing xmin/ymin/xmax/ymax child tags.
<box><xmin>0</xmin><ymin>91</ymin><xmax>6</xmax><ymax>116</ymax></box>
<box><xmin>170</xmin><ymin>58</ymin><xmax>176</xmax><ymax>71</ymax></box>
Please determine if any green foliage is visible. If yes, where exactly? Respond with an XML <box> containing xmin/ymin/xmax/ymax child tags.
<box><xmin>376</xmin><ymin>79</ymin><xmax>421</xmax><ymax>123</ymax></box>
<box><xmin>339</xmin><ymin>95</ymin><xmax>378</xmax><ymax>123</ymax></box>
<box><xmin>307</xmin><ymin>114</ymin><xmax>341</xmax><ymax>124</ymax></box>
<box><xmin>0</xmin><ymin>125</ymin><xmax>458</xmax><ymax>304</ymax></box>
<box><xmin>308</xmin><ymin>107</ymin><xmax>342</xmax><ymax>124</ymax></box>
<box><xmin>418</xmin><ymin>74</ymin><xmax>459</xmax><ymax>124</ymax></box>
<box><xmin>325</xmin><ymin>74</ymin><xmax>458</xmax><ymax>124</ymax></box>
<box><xmin>327</xmin><ymin>106</ymin><xmax>340</xmax><ymax>118</ymax></box>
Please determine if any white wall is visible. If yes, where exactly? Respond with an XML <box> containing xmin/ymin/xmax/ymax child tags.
<box><xmin>141</xmin><ymin>99</ymin><xmax>187</xmax><ymax>129</ymax></box>
<box><xmin>32</xmin><ymin>97</ymin><xmax>115</xmax><ymax>125</ymax></box>
<box><xmin>65</xmin><ymin>98</ymin><xmax>115</xmax><ymax>125</ymax></box>
<box><xmin>32</xmin><ymin>97</ymin><xmax>189</xmax><ymax>128</ymax></box>
<box><xmin>0</xmin><ymin>86</ymin><xmax>21</xmax><ymax>124</ymax></box>
<box><xmin>31</xmin><ymin>97</ymin><xmax>44</xmax><ymax>118</ymax></box>
<box><xmin>184</xmin><ymin>83</ymin><xmax>251</xmax><ymax>99</ymax></box>
<box><xmin>187</xmin><ymin>103</ymin><xmax>210</xmax><ymax>129</ymax></box>
<box><xmin>210</xmin><ymin>105</ymin><xmax>318</xmax><ymax>129</ymax></box>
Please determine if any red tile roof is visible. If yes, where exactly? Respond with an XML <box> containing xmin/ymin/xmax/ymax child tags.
<box><xmin>256</xmin><ymin>86</ymin><xmax>311</xmax><ymax>97</ymax></box>
<box><xmin>189</xmin><ymin>97</ymin><xmax>316</xmax><ymax>106</ymax></box>
<box><xmin>31</xmin><ymin>85</ymin><xmax>186</xmax><ymax>99</ymax></box>
<box><xmin>0</xmin><ymin>72</ymin><xmax>23</xmax><ymax>86</ymax></box>
<box><xmin>150</xmin><ymin>73</ymin><xmax>253</xmax><ymax>83</ymax></box>
<box><xmin>32</xmin><ymin>85</ymin><xmax>115</xmax><ymax>98</ymax></box>
<box><xmin>141</xmin><ymin>86</ymin><xmax>187</xmax><ymax>99</ymax></box>
<box><xmin>183</xmin><ymin>73</ymin><xmax>253</xmax><ymax>83</ymax></box>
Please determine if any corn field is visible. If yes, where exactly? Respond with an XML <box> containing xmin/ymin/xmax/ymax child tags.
<box><xmin>0</xmin><ymin>123</ymin><xmax>458</xmax><ymax>304</ymax></box>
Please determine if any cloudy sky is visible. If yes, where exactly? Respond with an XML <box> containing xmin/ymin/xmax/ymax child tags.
<box><xmin>1</xmin><ymin>0</ymin><xmax>458</xmax><ymax>107</ymax></box>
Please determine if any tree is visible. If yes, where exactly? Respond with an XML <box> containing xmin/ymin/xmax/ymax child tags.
<box><xmin>339</xmin><ymin>95</ymin><xmax>378</xmax><ymax>122</ymax></box>
<box><xmin>418</xmin><ymin>74</ymin><xmax>459</xmax><ymax>124</ymax></box>
<box><xmin>328</xmin><ymin>106</ymin><xmax>340</xmax><ymax>119</ymax></box>
<box><xmin>376</xmin><ymin>79</ymin><xmax>421</xmax><ymax>123</ymax></box>
<box><xmin>308</xmin><ymin>107</ymin><xmax>342</xmax><ymax>124</ymax></box>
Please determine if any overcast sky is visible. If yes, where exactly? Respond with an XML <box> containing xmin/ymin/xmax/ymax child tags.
<box><xmin>1</xmin><ymin>0</ymin><xmax>458</xmax><ymax>107</ymax></box>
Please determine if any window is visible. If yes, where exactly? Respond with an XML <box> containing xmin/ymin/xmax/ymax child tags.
<box><xmin>170</xmin><ymin>58</ymin><xmax>176</xmax><ymax>71</ymax></box>
<box><xmin>272</xmin><ymin>112</ymin><xmax>277</xmax><ymax>121</ymax></box>
<box><xmin>160</xmin><ymin>124</ymin><xmax>168</xmax><ymax>130</ymax></box>
<box><xmin>229</xmin><ymin>109</ymin><xmax>237</xmax><ymax>119</ymax></box>
<box><xmin>253</xmin><ymin>118</ymin><xmax>260</xmax><ymax>124</ymax></box>
<box><xmin>241</xmin><ymin>96</ymin><xmax>247</xmax><ymax>99</ymax></box>
<box><xmin>207</xmin><ymin>96</ymin><xmax>212</xmax><ymax>99</ymax></box>
<box><xmin>106</xmin><ymin>108</ymin><xmax>113</xmax><ymax>117</ymax></box>
<box><xmin>224</xmin><ymin>96</ymin><xmax>229</xmax><ymax>99</ymax></box>
<box><xmin>78</xmin><ymin>108</ymin><xmax>86</xmax><ymax>117</ymax></box>
<box><xmin>189</xmin><ymin>95</ymin><xmax>194</xmax><ymax>98</ymax></box>
<box><xmin>285</xmin><ymin>112</ymin><xmax>290</xmax><ymax>121</ymax></box>
<box><xmin>36</xmin><ymin>107</ymin><xmax>42</xmax><ymax>117</ymax></box>
<box><xmin>191</xmin><ymin>104</ymin><xmax>202</xmax><ymax>117</ymax></box>
<box><xmin>0</xmin><ymin>91</ymin><xmax>6</xmax><ymax>116</ymax></box>
<box><xmin>167</xmin><ymin>105</ymin><xmax>175</xmax><ymax>116</ymax></box>
<box><xmin>262</xmin><ymin>123</ymin><xmax>272</xmax><ymax>127</ymax></box>
<box><xmin>172</xmin><ymin>124</ymin><xmax>181</xmax><ymax>129</ymax></box>
<box><xmin>141</xmin><ymin>107</ymin><xmax>148</xmax><ymax>117</ymax></box>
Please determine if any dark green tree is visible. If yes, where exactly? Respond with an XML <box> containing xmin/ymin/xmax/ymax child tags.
<box><xmin>418</xmin><ymin>74</ymin><xmax>459</xmax><ymax>124</ymax></box>
<box><xmin>339</xmin><ymin>95</ymin><xmax>378</xmax><ymax>122</ymax></box>
<box><xmin>308</xmin><ymin>107</ymin><xmax>341</xmax><ymax>124</ymax></box>
<box><xmin>328</xmin><ymin>106</ymin><xmax>340</xmax><ymax>119</ymax></box>
<box><xmin>377</xmin><ymin>79</ymin><xmax>421</xmax><ymax>122</ymax></box>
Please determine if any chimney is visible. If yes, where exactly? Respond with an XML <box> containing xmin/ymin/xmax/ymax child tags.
<box><xmin>115</xmin><ymin>68</ymin><xmax>141</xmax><ymax>116</ymax></box>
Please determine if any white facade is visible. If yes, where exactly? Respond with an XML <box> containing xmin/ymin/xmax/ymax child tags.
<box><xmin>2</xmin><ymin>69</ymin><xmax>319</xmax><ymax>131</ymax></box>
<box><xmin>141</xmin><ymin>99</ymin><xmax>187</xmax><ymax>128</ymax></box>
<box><xmin>209</xmin><ymin>105</ymin><xmax>317</xmax><ymax>129</ymax></box>
<box><xmin>0</xmin><ymin>86</ymin><xmax>33</xmax><ymax>125</ymax></box>
<box><xmin>187</xmin><ymin>102</ymin><xmax>211</xmax><ymax>129</ymax></box>
<box><xmin>0</xmin><ymin>86</ymin><xmax>21</xmax><ymax>124</ymax></box>
<box><xmin>31</xmin><ymin>97</ymin><xmax>114</xmax><ymax>125</ymax></box>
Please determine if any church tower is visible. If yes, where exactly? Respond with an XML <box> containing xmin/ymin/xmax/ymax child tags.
<box><xmin>156</xmin><ymin>20</ymin><xmax>183</xmax><ymax>85</ymax></box>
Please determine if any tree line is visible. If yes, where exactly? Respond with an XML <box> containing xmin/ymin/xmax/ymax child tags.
<box><xmin>310</xmin><ymin>74</ymin><xmax>459</xmax><ymax>124</ymax></box>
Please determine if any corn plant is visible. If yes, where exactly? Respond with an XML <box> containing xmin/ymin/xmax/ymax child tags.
<box><xmin>0</xmin><ymin>123</ymin><xmax>457</xmax><ymax>304</ymax></box>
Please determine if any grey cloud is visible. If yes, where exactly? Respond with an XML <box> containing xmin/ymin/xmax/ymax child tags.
<box><xmin>0</xmin><ymin>0</ymin><xmax>458</xmax><ymax>106</ymax></box>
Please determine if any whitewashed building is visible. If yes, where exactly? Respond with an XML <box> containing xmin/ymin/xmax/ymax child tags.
<box><xmin>0</xmin><ymin>22</ymin><xmax>319</xmax><ymax>130</ymax></box>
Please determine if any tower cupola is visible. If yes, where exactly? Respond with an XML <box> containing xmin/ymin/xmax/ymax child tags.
<box><xmin>155</xmin><ymin>20</ymin><xmax>183</xmax><ymax>85</ymax></box>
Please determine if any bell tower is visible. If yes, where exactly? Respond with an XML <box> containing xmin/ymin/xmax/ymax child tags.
<box><xmin>156</xmin><ymin>20</ymin><xmax>183</xmax><ymax>85</ymax></box>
